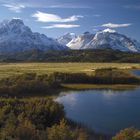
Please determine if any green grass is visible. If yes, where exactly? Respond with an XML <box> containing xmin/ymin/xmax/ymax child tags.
<box><xmin>0</xmin><ymin>62</ymin><xmax>140</xmax><ymax>79</ymax></box>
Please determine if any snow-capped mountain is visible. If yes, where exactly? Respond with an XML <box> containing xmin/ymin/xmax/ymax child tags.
<box><xmin>1</xmin><ymin>19</ymin><xmax>140</xmax><ymax>54</ymax></box>
<box><xmin>57</xmin><ymin>33</ymin><xmax>77</xmax><ymax>46</ymax></box>
<box><xmin>0</xmin><ymin>19</ymin><xmax>67</xmax><ymax>54</ymax></box>
<box><xmin>67</xmin><ymin>29</ymin><xmax>140</xmax><ymax>52</ymax></box>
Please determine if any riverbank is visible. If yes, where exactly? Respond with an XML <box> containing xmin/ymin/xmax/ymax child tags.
<box><xmin>62</xmin><ymin>84</ymin><xmax>140</xmax><ymax>90</ymax></box>
<box><xmin>0</xmin><ymin>69</ymin><xmax>140</xmax><ymax>97</ymax></box>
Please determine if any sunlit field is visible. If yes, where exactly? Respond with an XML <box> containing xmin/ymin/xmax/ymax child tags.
<box><xmin>0</xmin><ymin>63</ymin><xmax>140</xmax><ymax>79</ymax></box>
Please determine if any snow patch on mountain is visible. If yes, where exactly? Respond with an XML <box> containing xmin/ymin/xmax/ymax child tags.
<box><xmin>67</xmin><ymin>29</ymin><xmax>140</xmax><ymax>52</ymax></box>
<box><xmin>0</xmin><ymin>19</ymin><xmax>67</xmax><ymax>54</ymax></box>
<box><xmin>57</xmin><ymin>33</ymin><xmax>76</xmax><ymax>46</ymax></box>
<box><xmin>67</xmin><ymin>32</ymin><xmax>95</xmax><ymax>50</ymax></box>
<box><xmin>102</xmin><ymin>28</ymin><xmax>116</xmax><ymax>33</ymax></box>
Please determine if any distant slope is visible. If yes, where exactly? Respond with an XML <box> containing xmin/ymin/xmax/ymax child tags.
<box><xmin>66</xmin><ymin>29</ymin><xmax>140</xmax><ymax>52</ymax></box>
<box><xmin>57</xmin><ymin>33</ymin><xmax>76</xmax><ymax>45</ymax></box>
<box><xmin>1</xmin><ymin>48</ymin><xmax>140</xmax><ymax>63</ymax></box>
<box><xmin>0</xmin><ymin>19</ymin><xmax>67</xmax><ymax>54</ymax></box>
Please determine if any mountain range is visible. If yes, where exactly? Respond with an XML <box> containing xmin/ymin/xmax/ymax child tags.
<box><xmin>57</xmin><ymin>33</ymin><xmax>77</xmax><ymax>46</ymax></box>
<box><xmin>0</xmin><ymin>19</ymin><xmax>140</xmax><ymax>54</ymax></box>
<box><xmin>0</xmin><ymin>19</ymin><xmax>67</xmax><ymax>54</ymax></box>
<box><xmin>58</xmin><ymin>29</ymin><xmax>140</xmax><ymax>52</ymax></box>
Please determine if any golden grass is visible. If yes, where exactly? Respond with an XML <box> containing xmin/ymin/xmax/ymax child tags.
<box><xmin>62</xmin><ymin>84</ymin><xmax>140</xmax><ymax>90</ymax></box>
<box><xmin>0</xmin><ymin>62</ymin><xmax>140</xmax><ymax>79</ymax></box>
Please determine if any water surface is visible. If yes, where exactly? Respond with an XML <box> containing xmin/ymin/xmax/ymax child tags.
<box><xmin>56</xmin><ymin>88</ymin><xmax>140</xmax><ymax>135</ymax></box>
<box><xmin>131</xmin><ymin>69</ymin><xmax>140</xmax><ymax>76</ymax></box>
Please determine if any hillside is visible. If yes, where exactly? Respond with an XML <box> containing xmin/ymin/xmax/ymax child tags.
<box><xmin>0</xmin><ymin>19</ymin><xmax>67</xmax><ymax>54</ymax></box>
<box><xmin>1</xmin><ymin>48</ymin><xmax>140</xmax><ymax>62</ymax></box>
<box><xmin>65</xmin><ymin>30</ymin><xmax>140</xmax><ymax>52</ymax></box>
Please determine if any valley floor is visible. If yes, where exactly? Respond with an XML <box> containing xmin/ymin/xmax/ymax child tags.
<box><xmin>0</xmin><ymin>62</ymin><xmax>140</xmax><ymax>79</ymax></box>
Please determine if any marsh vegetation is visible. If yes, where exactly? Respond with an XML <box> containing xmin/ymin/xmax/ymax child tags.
<box><xmin>0</xmin><ymin>98</ymin><xmax>88</xmax><ymax>140</ymax></box>
<box><xmin>0</xmin><ymin>63</ymin><xmax>140</xmax><ymax>140</ymax></box>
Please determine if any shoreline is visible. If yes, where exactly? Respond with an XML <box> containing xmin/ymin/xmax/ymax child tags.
<box><xmin>61</xmin><ymin>84</ymin><xmax>140</xmax><ymax>90</ymax></box>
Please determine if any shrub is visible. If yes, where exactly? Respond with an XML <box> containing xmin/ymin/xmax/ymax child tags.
<box><xmin>112</xmin><ymin>127</ymin><xmax>140</xmax><ymax>140</ymax></box>
<box><xmin>47</xmin><ymin>119</ymin><xmax>88</xmax><ymax>140</ymax></box>
<box><xmin>0</xmin><ymin>98</ymin><xmax>87</xmax><ymax>140</ymax></box>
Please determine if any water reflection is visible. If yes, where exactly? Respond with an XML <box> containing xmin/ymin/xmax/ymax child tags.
<box><xmin>56</xmin><ymin>88</ymin><xmax>140</xmax><ymax>135</ymax></box>
<box><xmin>131</xmin><ymin>70</ymin><xmax>140</xmax><ymax>76</ymax></box>
<box><xmin>56</xmin><ymin>93</ymin><xmax>78</xmax><ymax>107</ymax></box>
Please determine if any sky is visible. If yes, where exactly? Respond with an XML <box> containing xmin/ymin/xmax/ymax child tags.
<box><xmin>0</xmin><ymin>0</ymin><xmax>140</xmax><ymax>41</ymax></box>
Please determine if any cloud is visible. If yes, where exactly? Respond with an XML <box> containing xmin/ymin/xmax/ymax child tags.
<box><xmin>3</xmin><ymin>3</ymin><xmax>25</xmax><ymax>13</ymax></box>
<box><xmin>42</xmin><ymin>24</ymin><xmax>80</xmax><ymax>29</ymax></box>
<box><xmin>32</xmin><ymin>11</ymin><xmax>83</xmax><ymax>23</ymax></box>
<box><xmin>124</xmin><ymin>5</ymin><xmax>140</xmax><ymax>10</ymax></box>
<box><xmin>0</xmin><ymin>0</ymin><xmax>92</xmax><ymax>9</ymax></box>
<box><xmin>85</xmin><ymin>14</ymin><xmax>101</xmax><ymax>18</ymax></box>
<box><xmin>101</xmin><ymin>23</ymin><xmax>132</xmax><ymax>28</ymax></box>
<box><xmin>49</xmin><ymin>4</ymin><xmax>92</xmax><ymax>9</ymax></box>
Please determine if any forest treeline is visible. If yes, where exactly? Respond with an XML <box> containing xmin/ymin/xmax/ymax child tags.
<box><xmin>1</xmin><ymin>48</ymin><xmax>140</xmax><ymax>62</ymax></box>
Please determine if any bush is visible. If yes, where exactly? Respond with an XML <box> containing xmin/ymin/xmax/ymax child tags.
<box><xmin>50</xmin><ymin>70</ymin><xmax>140</xmax><ymax>85</ymax></box>
<box><xmin>47</xmin><ymin>119</ymin><xmax>88</xmax><ymax>140</ymax></box>
<box><xmin>0</xmin><ymin>70</ymin><xmax>139</xmax><ymax>96</ymax></box>
<box><xmin>0</xmin><ymin>98</ymin><xmax>64</xmax><ymax>131</ymax></box>
<box><xmin>112</xmin><ymin>127</ymin><xmax>140</xmax><ymax>140</ymax></box>
<box><xmin>0</xmin><ymin>98</ymin><xmax>88</xmax><ymax>140</ymax></box>
<box><xmin>0</xmin><ymin>73</ymin><xmax>60</xmax><ymax>95</ymax></box>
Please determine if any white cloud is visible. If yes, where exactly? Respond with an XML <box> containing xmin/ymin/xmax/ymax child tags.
<box><xmin>124</xmin><ymin>5</ymin><xmax>140</xmax><ymax>10</ymax></box>
<box><xmin>49</xmin><ymin>4</ymin><xmax>92</xmax><ymax>9</ymax></box>
<box><xmin>32</xmin><ymin>11</ymin><xmax>83</xmax><ymax>23</ymax></box>
<box><xmin>102</xmin><ymin>23</ymin><xmax>132</xmax><ymax>28</ymax></box>
<box><xmin>0</xmin><ymin>0</ymin><xmax>92</xmax><ymax>9</ymax></box>
<box><xmin>85</xmin><ymin>14</ymin><xmax>101</xmax><ymax>18</ymax></box>
<box><xmin>3</xmin><ymin>3</ymin><xmax>25</xmax><ymax>13</ymax></box>
<box><xmin>42</xmin><ymin>24</ymin><xmax>80</xmax><ymax>29</ymax></box>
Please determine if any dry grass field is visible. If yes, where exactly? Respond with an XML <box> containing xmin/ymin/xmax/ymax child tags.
<box><xmin>0</xmin><ymin>62</ymin><xmax>140</xmax><ymax>79</ymax></box>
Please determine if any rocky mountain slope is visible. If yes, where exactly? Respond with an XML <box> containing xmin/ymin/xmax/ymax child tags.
<box><xmin>0</xmin><ymin>19</ymin><xmax>140</xmax><ymax>54</ymax></box>
<box><xmin>57</xmin><ymin>33</ymin><xmax>76</xmax><ymax>45</ymax></box>
<box><xmin>0</xmin><ymin>19</ymin><xmax>67</xmax><ymax>54</ymax></box>
<box><xmin>65</xmin><ymin>29</ymin><xmax>140</xmax><ymax>52</ymax></box>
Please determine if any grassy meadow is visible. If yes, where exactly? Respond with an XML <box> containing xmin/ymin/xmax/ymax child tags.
<box><xmin>0</xmin><ymin>62</ymin><xmax>140</xmax><ymax>79</ymax></box>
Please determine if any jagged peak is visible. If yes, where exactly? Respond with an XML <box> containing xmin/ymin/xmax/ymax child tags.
<box><xmin>0</xmin><ymin>18</ymin><xmax>33</xmax><ymax>35</ymax></box>
<box><xmin>61</xmin><ymin>33</ymin><xmax>76</xmax><ymax>39</ymax></box>
<box><xmin>10</xmin><ymin>18</ymin><xmax>24</xmax><ymax>25</ymax></box>
<box><xmin>83</xmin><ymin>31</ymin><xmax>91</xmax><ymax>35</ymax></box>
<box><xmin>67</xmin><ymin>29</ymin><xmax>140</xmax><ymax>52</ymax></box>
<box><xmin>64</xmin><ymin>32</ymin><xmax>75</xmax><ymax>35</ymax></box>
<box><xmin>0</xmin><ymin>19</ymin><xmax>24</xmax><ymax>27</ymax></box>
<box><xmin>0</xmin><ymin>19</ymin><xmax>67</xmax><ymax>53</ymax></box>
